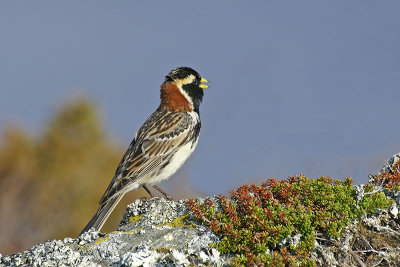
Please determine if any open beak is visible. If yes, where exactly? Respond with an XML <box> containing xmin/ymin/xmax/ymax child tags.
<box><xmin>199</xmin><ymin>77</ymin><xmax>209</xmax><ymax>89</ymax></box>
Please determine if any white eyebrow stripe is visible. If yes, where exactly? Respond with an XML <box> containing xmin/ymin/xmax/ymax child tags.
<box><xmin>175</xmin><ymin>74</ymin><xmax>196</xmax><ymax>86</ymax></box>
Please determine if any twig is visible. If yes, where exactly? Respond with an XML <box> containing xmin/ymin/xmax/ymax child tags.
<box><xmin>314</xmin><ymin>236</ymin><xmax>331</xmax><ymax>242</ymax></box>
<box><xmin>355</xmin><ymin>249</ymin><xmax>387</xmax><ymax>255</ymax></box>
<box><xmin>364</xmin><ymin>189</ymin><xmax>382</xmax><ymax>195</ymax></box>
<box><xmin>359</xmin><ymin>232</ymin><xmax>374</xmax><ymax>250</ymax></box>
<box><xmin>372</xmin><ymin>257</ymin><xmax>384</xmax><ymax>267</ymax></box>
<box><xmin>349</xmin><ymin>250</ymin><xmax>366</xmax><ymax>267</ymax></box>
<box><xmin>377</xmin><ymin>226</ymin><xmax>400</xmax><ymax>236</ymax></box>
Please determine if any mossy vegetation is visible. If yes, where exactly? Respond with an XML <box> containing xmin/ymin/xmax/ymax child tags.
<box><xmin>156</xmin><ymin>247</ymin><xmax>173</xmax><ymax>254</ymax></box>
<box><xmin>93</xmin><ymin>235</ymin><xmax>110</xmax><ymax>246</ymax></box>
<box><xmin>165</xmin><ymin>214</ymin><xmax>190</xmax><ymax>228</ymax></box>
<box><xmin>187</xmin><ymin>175</ymin><xmax>392</xmax><ymax>266</ymax></box>
<box><xmin>128</xmin><ymin>214</ymin><xmax>143</xmax><ymax>223</ymax></box>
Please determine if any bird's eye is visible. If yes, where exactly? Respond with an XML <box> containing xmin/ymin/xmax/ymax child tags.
<box><xmin>193</xmin><ymin>79</ymin><xmax>198</xmax><ymax>85</ymax></box>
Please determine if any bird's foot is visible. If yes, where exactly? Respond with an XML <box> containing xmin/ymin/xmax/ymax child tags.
<box><xmin>152</xmin><ymin>185</ymin><xmax>174</xmax><ymax>201</ymax></box>
<box><xmin>140</xmin><ymin>196</ymin><xmax>150</xmax><ymax>201</ymax></box>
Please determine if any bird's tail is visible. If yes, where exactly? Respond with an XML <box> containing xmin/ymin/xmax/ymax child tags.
<box><xmin>79</xmin><ymin>194</ymin><xmax>124</xmax><ymax>236</ymax></box>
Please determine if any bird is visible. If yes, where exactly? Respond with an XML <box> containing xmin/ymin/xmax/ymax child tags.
<box><xmin>79</xmin><ymin>67</ymin><xmax>208</xmax><ymax>236</ymax></box>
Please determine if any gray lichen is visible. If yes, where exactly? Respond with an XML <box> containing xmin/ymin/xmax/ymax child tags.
<box><xmin>1</xmin><ymin>197</ymin><xmax>229</xmax><ymax>267</ymax></box>
<box><xmin>2</xmin><ymin>154</ymin><xmax>400</xmax><ymax>266</ymax></box>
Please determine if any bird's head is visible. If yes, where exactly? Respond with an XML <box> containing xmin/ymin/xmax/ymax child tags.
<box><xmin>160</xmin><ymin>67</ymin><xmax>208</xmax><ymax>113</ymax></box>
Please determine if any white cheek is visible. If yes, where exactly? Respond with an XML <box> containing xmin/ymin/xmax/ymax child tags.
<box><xmin>173</xmin><ymin>74</ymin><xmax>197</xmax><ymax>110</ymax></box>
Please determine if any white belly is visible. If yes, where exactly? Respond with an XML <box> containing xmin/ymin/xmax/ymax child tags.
<box><xmin>142</xmin><ymin>139</ymin><xmax>198</xmax><ymax>185</ymax></box>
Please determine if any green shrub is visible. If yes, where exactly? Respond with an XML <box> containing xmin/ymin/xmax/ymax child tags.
<box><xmin>187</xmin><ymin>175</ymin><xmax>392</xmax><ymax>266</ymax></box>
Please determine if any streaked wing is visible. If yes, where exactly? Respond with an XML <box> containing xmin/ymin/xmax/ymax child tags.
<box><xmin>99</xmin><ymin>109</ymin><xmax>195</xmax><ymax>204</ymax></box>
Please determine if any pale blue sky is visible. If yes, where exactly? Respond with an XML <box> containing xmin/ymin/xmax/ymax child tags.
<box><xmin>1</xmin><ymin>1</ymin><xmax>399</xmax><ymax>194</ymax></box>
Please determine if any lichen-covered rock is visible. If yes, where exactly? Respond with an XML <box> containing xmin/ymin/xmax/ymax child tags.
<box><xmin>379</xmin><ymin>153</ymin><xmax>400</xmax><ymax>174</ymax></box>
<box><xmin>2</xmin><ymin>154</ymin><xmax>400</xmax><ymax>266</ymax></box>
<box><xmin>1</xmin><ymin>197</ymin><xmax>230</xmax><ymax>266</ymax></box>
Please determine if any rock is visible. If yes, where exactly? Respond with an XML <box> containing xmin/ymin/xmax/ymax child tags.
<box><xmin>0</xmin><ymin>197</ymin><xmax>230</xmax><ymax>266</ymax></box>
<box><xmin>389</xmin><ymin>203</ymin><xmax>399</xmax><ymax>219</ymax></box>
<box><xmin>2</xmin><ymin>154</ymin><xmax>400</xmax><ymax>266</ymax></box>
<box><xmin>379</xmin><ymin>153</ymin><xmax>400</xmax><ymax>174</ymax></box>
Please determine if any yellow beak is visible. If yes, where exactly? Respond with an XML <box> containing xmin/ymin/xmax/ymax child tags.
<box><xmin>199</xmin><ymin>77</ymin><xmax>209</xmax><ymax>89</ymax></box>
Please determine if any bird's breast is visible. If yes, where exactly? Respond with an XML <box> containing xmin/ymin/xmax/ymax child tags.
<box><xmin>143</xmin><ymin>138</ymin><xmax>199</xmax><ymax>185</ymax></box>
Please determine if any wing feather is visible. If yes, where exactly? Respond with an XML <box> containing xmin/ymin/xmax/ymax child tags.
<box><xmin>99</xmin><ymin>109</ymin><xmax>196</xmax><ymax>204</ymax></box>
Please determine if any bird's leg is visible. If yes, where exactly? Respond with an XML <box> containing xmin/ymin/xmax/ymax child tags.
<box><xmin>152</xmin><ymin>185</ymin><xmax>173</xmax><ymax>200</ymax></box>
<box><xmin>142</xmin><ymin>185</ymin><xmax>155</xmax><ymax>198</ymax></box>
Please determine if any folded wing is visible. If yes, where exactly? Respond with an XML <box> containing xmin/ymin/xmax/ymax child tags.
<box><xmin>98</xmin><ymin>110</ymin><xmax>194</xmax><ymax>205</ymax></box>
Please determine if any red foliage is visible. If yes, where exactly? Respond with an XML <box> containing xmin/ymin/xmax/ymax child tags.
<box><xmin>375</xmin><ymin>161</ymin><xmax>400</xmax><ymax>189</ymax></box>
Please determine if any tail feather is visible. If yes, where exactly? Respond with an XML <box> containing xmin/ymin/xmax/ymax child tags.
<box><xmin>79</xmin><ymin>194</ymin><xmax>124</xmax><ymax>236</ymax></box>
